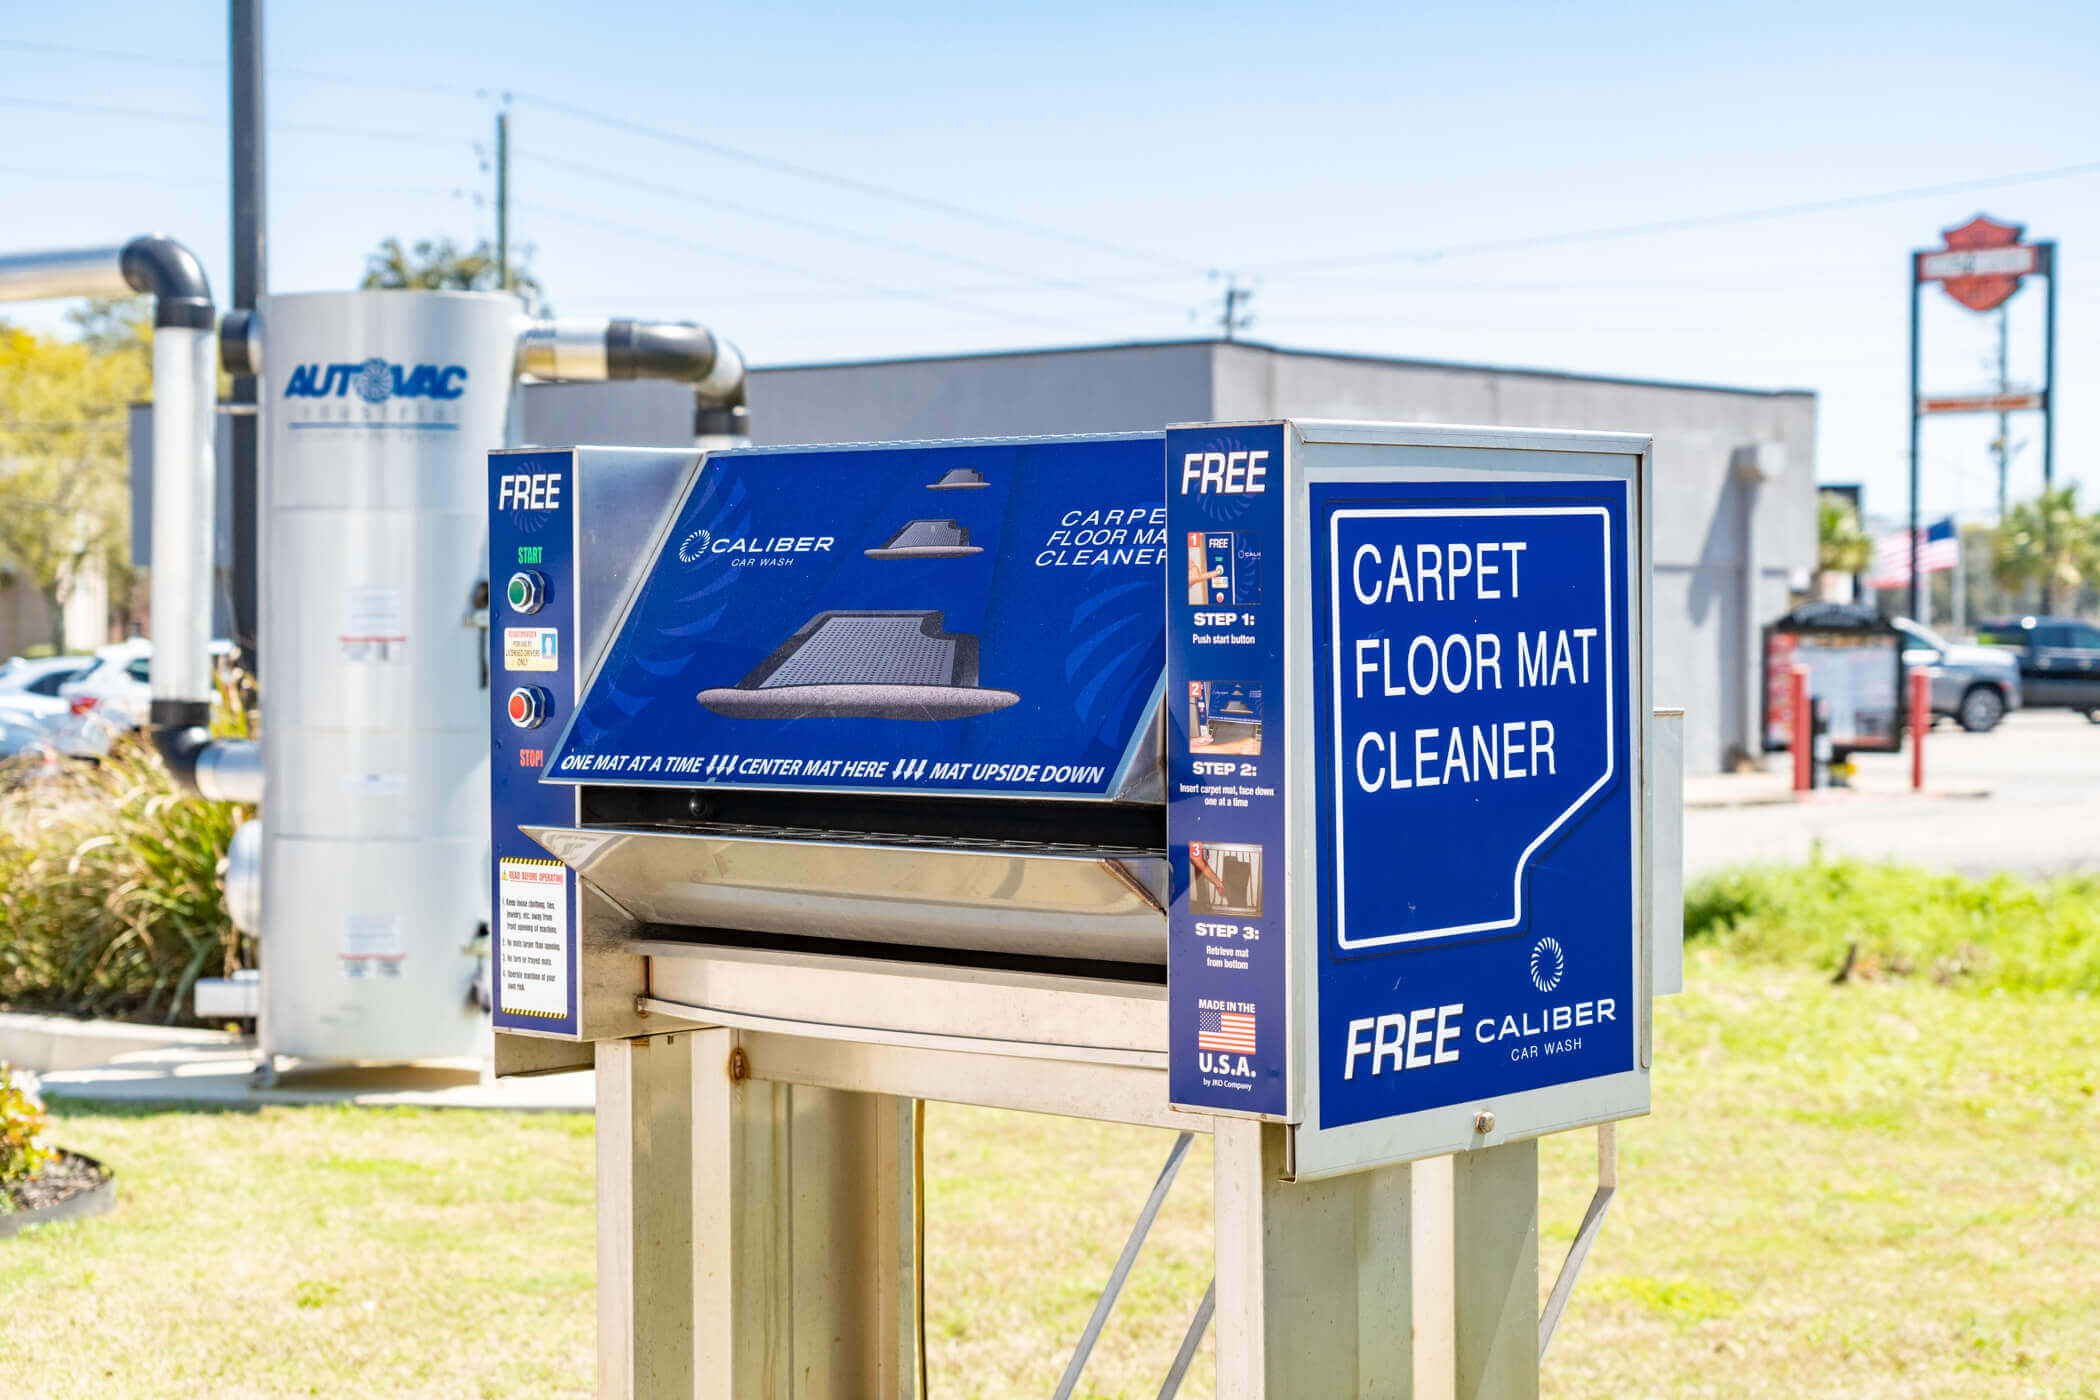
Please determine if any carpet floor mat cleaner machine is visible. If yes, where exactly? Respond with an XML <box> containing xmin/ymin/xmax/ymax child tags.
<box><xmin>487</xmin><ymin>425</ymin><xmax>1672</xmax><ymax>1395</ymax></box>
<box><xmin>487</xmin><ymin>433</ymin><xmax>1180</xmax><ymax>1054</ymax></box>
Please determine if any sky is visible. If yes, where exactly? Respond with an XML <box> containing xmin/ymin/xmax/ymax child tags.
<box><xmin>3</xmin><ymin>0</ymin><xmax>2096</xmax><ymax>527</ymax></box>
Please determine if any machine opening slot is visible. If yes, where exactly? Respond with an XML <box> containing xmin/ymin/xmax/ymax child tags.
<box><xmin>580</xmin><ymin>785</ymin><xmax>1165</xmax><ymax>852</ymax></box>
<box><xmin>635</xmin><ymin>923</ymin><xmax>1167</xmax><ymax>986</ymax></box>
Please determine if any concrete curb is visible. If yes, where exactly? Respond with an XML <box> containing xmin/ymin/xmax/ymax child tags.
<box><xmin>1686</xmin><ymin>782</ymin><xmax>1992</xmax><ymax>810</ymax></box>
<box><xmin>41</xmin><ymin>1045</ymin><xmax>593</xmax><ymax>1112</ymax></box>
<box><xmin>0</xmin><ymin>1012</ymin><xmax>236</xmax><ymax>1074</ymax></box>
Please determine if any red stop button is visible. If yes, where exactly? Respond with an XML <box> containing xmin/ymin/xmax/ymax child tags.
<box><xmin>507</xmin><ymin>686</ymin><xmax>549</xmax><ymax>729</ymax></box>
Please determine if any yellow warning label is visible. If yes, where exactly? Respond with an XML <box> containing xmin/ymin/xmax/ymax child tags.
<box><xmin>504</xmin><ymin>627</ymin><xmax>558</xmax><ymax>672</ymax></box>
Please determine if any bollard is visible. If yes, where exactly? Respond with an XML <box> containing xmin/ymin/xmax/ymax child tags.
<box><xmin>1910</xmin><ymin>665</ymin><xmax>1930</xmax><ymax>791</ymax></box>
<box><xmin>1789</xmin><ymin>664</ymin><xmax>1811</xmax><ymax>792</ymax></box>
<box><xmin>1812</xmin><ymin>698</ymin><xmax>1833</xmax><ymax>790</ymax></box>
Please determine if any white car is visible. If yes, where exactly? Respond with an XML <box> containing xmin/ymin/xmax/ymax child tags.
<box><xmin>0</xmin><ymin>654</ymin><xmax>114</xmax><ymax>758</ymax></box>
<box><xmin>0</xmin><ymin>654</ymin><xmax>97</xmax><ymax>723</ymax></box>
<box><xmin>52</xmin><ymin>639</ymin><xmax>238</xmax><ymax>754</ymax></box>
<box><xmin>0</xmin><ymin>709</ymin><xmax>64</xmax><ymax>780</ymax></box>
<box><xmin>57</xmin><ymin>639</ymin><xmax>155</xmax><ymax>729</ymax></box>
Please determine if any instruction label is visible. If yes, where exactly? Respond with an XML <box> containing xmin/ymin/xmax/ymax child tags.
<box><xmin>1166</xmin><ymin>424</ymin><xmax>1290</xmax><ymax>1119</ymax></box>
<box><xmin>497</xmin><ymin>859</ymin><xmax>571</xmax><ymax>1020</ymax></box>
<box><xmin>341</xmin><ymin>912</ymin><xmax>403</xmax><ymax>978</ymax></box>
<box><xmin>340</xmin><ymin>584</ymin><xmax>407</xmax><ymax>663</ymax></box>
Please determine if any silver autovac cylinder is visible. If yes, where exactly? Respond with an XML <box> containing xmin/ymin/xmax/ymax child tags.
<box><xmin>255</xmin><ymin>291</ymin><xmax>522</xmax><ymax>1062</ymax></box>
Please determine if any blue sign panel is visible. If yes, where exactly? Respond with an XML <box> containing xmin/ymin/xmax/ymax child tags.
<box><xmin>489</xmin><ymin>449</ymin><xmax>582</xmax><ymax>1037</ymax></box>
<box><xmin>1311</xmin><ymin>479</ymin><xmax>1633</xmax><ymax>1130</ymax></box>
<box><xmin>1166</xmin><ymin>424</ymin><xmax>1290</xmax><ymax>1118</ymax></box>
<box><xmin>543</xmin><ymin>437</ymin><xmax>1166</xmax><ymax>799</ymax></box>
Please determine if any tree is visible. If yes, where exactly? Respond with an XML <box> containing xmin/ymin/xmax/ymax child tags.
<box><xmin>1817</xmin><ymin>495</ymin><xmax>1871</xmax><ymax>576</ymax></box>
<box><xmin>1993</xmin><ymin>485</ymin><xmax>2100</xmax><ymax>614</ymax></box>
<box><xmin>0</xmin><ymin>312</ymin><xmax>151</xmax><ymax>647</ymax></box>
<box><xmin>360</xmin><ymin>236</ymin><xmax>544</xmax><ymax>310</ymax></box>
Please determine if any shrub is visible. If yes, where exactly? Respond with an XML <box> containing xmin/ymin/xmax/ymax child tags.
<box><xmin>0</xmin><ymin>736</ymin><xmax>249</xmax><ymax>1024</ymax></box>
<box><xmin>1684</xmin><ymin>855</ymin><xmax>2100</xmax><ymax>995</ymax></box>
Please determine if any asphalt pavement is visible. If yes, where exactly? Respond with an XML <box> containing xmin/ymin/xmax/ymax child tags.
<box><xmin>1685</xmin><ymin>709</ymin><xmax>2100</xmax><ymax>878</ymax></box>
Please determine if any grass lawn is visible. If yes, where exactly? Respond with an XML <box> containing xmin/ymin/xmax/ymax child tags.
<box><xmin>5</xmin><ymin>956</ymin><xmax>2095</xmax><ymax>1398</ymax></box>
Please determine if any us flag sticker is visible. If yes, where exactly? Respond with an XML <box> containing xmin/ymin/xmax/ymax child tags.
<box><xmin>1199</xmin><ymin>1006</ymin><xmax>1257</xmax><ymax>1054</ymax></box>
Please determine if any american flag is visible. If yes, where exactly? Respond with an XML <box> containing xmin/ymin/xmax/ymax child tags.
<box><xmin>1867</xmin><ymin>518</ymin><xmax>1960</xmax><ymax>588</ymax></box>
<box><xmin>1198</xmin><ymin>1007</ymin><xmax>1257</xmax><ymax>1054</ymax></box>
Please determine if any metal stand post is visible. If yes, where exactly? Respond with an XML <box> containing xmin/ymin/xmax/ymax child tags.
<box><xmin>590</xmin><ymin>1018</ymin><xmax>1584</xmax><ymax>1400</ymax></box>
<box><xmin>1053</xmin><ymin>1132</ymin><xmax>1196</xmax><ymax>1400</ymax></box>
<box><xmin>1538</xmin><ymin>1125</ymin><xmax>1617</xmax><ymax>1362</ymax></box>
<box><xmin>1213</xmin><ymin>1120</ymin><xmax>1415</xmax><ymax>1399</ymax></box>
<box><xmin>596</xmin><ymin>1034</ymin><xmax>695</xmax><ymax>1399</ymax></box>
<box><xmin>1452</xmin><ymin>1140</ymin><xmax>1539</xmax><ymax>1400</ymax></box>
<box><xmin>1156</xmin><ymin>1279</ymin><xmax>1217</xmax><ymax>1400</ymax></box>
<box><xmin>597</xmin><ymin>1030</ymin><xmax>920</xmax><ymax>1400</ymax></box>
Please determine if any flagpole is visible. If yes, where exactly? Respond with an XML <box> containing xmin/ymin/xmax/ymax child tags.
<box><xmin>1952</xmin><ymin>526</ymin><xmax>1965</xmax><ymax>634</ymax></box>
<box><xmin>1908</xmin><ymin>257</ymin><xmax>1924</xmax><ymax>622</ymax></box>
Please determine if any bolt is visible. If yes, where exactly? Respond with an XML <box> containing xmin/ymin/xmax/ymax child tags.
<box><xmin>728</xmin><ymin>1046</ymin><xmax>750</xmax><ymax>1082</ymax></box>
<box><xmin>1473</xmin><ymin>1109</ymin><xmax>1496</xmax><ymax>1135</ymax></box>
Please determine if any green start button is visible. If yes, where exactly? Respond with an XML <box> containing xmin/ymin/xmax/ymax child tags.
<box><xmin>506</xmin><ymin>570</ymin><xmax>546</xmax><ymax>614</ymax></box>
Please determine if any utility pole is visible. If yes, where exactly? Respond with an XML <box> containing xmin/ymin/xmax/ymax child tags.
<box><xmin>495</xmin><ymin>104</ymin><xmax>511</xmax><ymax>292</ymax></box>
<box><xmin>1907</xmin><ymin>266</ymin><xmax>1923</xmax><ymax>623</ymax></box>
<box><xmin>1212</xmin><ymin>272</ymin><xmax>1255</xmax><ymax>340</ymax></box>
<box><xmin>1992</xmin><ymin>305</ymin><xmax>2011</xmax><ymax>523</ymax></box>
<box><xmin>229</xmin><ymin>0</ymin><xmax>265</xmax><ymax>673</ymax></box>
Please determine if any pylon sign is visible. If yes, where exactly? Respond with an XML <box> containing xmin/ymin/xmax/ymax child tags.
<box><xmin>1918</xmin><ymin>215</ymin><xmax>2044</xmax><ymax>313</ymax></box>
<box><xmin>1905</xmin><ymin>214</ymin><xmax>2059</xmax><ymax>616</ymax></box>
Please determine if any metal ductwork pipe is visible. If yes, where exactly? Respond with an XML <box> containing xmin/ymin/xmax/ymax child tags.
<box><xmin>0</xmin><ymin>246</ymin><xmax>134</xmax><ymax>302</ymax></box>
<box><xmin>520</xmin><ymin>316</ymin><xmax>750</xmax><ymax>445</ymax></box>
<box><xmin>0</xmin><ymin>236</ymin><xmax>250</xmax><ymax>795</ymax></box>
<box><xmin>219</xmin><ymin>307</ymin><xmax>263</xmax><ymax>377</ymax></box>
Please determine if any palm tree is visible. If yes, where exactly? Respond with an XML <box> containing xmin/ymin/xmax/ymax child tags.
<box><xmin>1817</xmin><ymin>496</ymin><xmax>1872</xmax><ymax>576</ymax></box>
<box><xmin>1993</xmin><ymin>486</ymin><xmax>2099</xmax><ymax>613</ymax></box>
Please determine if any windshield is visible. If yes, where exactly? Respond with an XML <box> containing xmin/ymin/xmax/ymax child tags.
<box><xmin>1895</xmin><ymin>618</ymin><xmax>1948</xmax><ymax>651</ymax></box>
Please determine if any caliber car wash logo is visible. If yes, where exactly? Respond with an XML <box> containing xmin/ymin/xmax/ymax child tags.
<box><xmin>1529</xmin><ymin>936</ymin><xmax>1565</xmax><ymax>993</ymax></box>
<box><xmin>676</xmin><ymin>526</ymin><xmax>834</xmax><ymax>567</ymax></box>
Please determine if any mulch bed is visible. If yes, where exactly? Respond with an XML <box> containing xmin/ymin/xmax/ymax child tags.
<box><xmin>1</xmin><ymin>1152</ymin><xmax>114</xmax><ymax>1235</ymax></box>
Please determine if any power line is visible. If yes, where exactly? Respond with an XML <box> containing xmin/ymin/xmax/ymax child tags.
<box><xmin>10</xmin><ymin>35</ymin><xmax>2091</xmax><ymax>314</ymax></box>
<box><xmin>0</xmin><ymin>38</ymin><xmax>219</xmax><ymax>72</ymax></box>
<box><xmin>508</xmin><ymin>92</ymin><xmax>1196</xmax><ymax>275</ymax></box>
<box><xmin>0</xmin><ymin>39</ymin><xmax>481</xmax><ymax>99</ymax></box>
<box><xmin>0</xmin><ymin>36</ymin><xmax>1196</xmax><ymax>305</ymax></box>
<box><xmin>0</xmin><ymin>94</ymin><xmax>466</xmax><ymax>148</ymax></box>
<box><xmin>518</xmin><ymin>151</ymin><xmax>1188</xmax><ymax>315</ymax></box>
<box><xmin>546</xmin><ymin>152</ymin><xmax>2100</xmax><ymax>306</ymax></box>
<box><xmin>516</xmin><ymin>200</ymin><xmax>1091</xmax><ymax>334</ymax></box>
<box><xmin>0</xmin><ymin>38</ymin><xmax>1193</xmax><ymax>276</ymax></box>
<box><xmin>0</xmin><ymin>165</ymin><xmax>452</xmax><ymax>199</ymax></box>
<box><xmin>1263</xmin><ymin>159</ymin><xmax>2100</xmax><ymax>276</ymax></box>
<box><xmin>0</xmin><ymin>94</ymin><xmax>214</xmax><ymax>129</ymax></box>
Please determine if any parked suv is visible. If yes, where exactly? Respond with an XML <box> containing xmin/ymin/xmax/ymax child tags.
<box><xmin>1974</xmin><ymin>616</ymin><xmax>2100</xmax><ymax>721</ymax></box>
<box><xmin>1892</xmin><ymin>618</ymin><xmax>2022</xmax><ymax>732</ymax></box>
